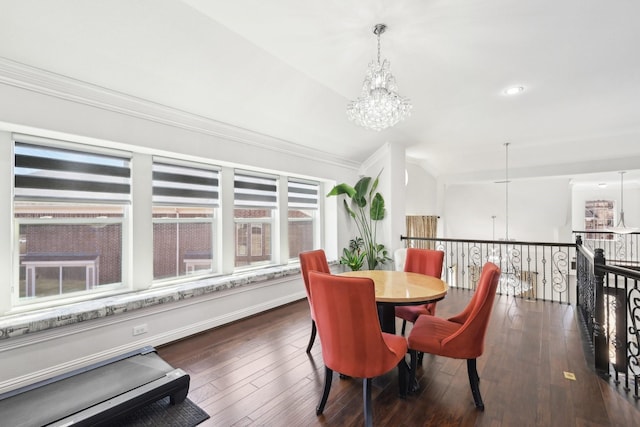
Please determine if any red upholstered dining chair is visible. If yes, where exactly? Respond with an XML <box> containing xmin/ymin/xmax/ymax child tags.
<box><xmin>308</xmin><ymin>271</ymin><xmax>408</xmax><ymax>427</ymax></box>
<box><xmin>407</xmin><ymin>262</ymin><xmax>501</xmax><ymax>410</ymax></box>
<box><xmin>395</xmin><ymin>248</ymin><xmax>445</xmax><ymax>335</ymax></box>
<box><xmin>299</xmin><ymin>249</ymin><xmax>331</xmax><ymax>353</ymax></box>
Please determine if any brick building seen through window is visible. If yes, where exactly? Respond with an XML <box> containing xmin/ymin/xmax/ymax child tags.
<box><xmin>18</xmin><ymin>206</ymin><xmax>314</xmax><ymax>297</ymax></box>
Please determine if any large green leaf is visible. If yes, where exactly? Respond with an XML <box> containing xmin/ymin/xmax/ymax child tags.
<box><xmin>352</xmin><ymin>177</ymin><xmax>371</xmax><ymax>208</ymax></box>
<box><xmin>343</xmin><ymin>199</ymin><xmax>356</xmax><ymax>219</ymax></box>
<box><xmin>354</xmin><ymin>176</ymin><xmax>371</xmax><ymax>196</ymax></box>
<box><xmin>369</xmin><ymin>170</ymin><xmax>381</xmax><ymax>198</ymax></box>
<box><xmin>326</xmin><ymin>183</ymin><xmax>356</xmax><ymax>198</ymax></box>
<box><xmin>370</xmin><ymin>192</ymin><xmax>385</xmax><ymax>220</ymax></box>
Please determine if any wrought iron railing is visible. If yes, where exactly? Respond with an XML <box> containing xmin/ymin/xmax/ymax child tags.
<box><xmin>576</xmin><ymin>241</ymin><xmax>597</xmax><ymax>348</ymax></box>
<box><xmin>402</xmin><ymin>234</ymin><xmax>640</xmax><ymax>398</ymax></box>
<box><xmin>400</xmin><ymin>236</ymin><xmax>576</xmax><ymax>304</ymax></box>
<box><xmin>576</xmin><ymin>237</ymin><xmax>640</xmax><ymax>399</ymax></box>
<box><xmin>573</xmin><ymin>230</ymin><xmax>640</xmax><ymax>267</ymax></box>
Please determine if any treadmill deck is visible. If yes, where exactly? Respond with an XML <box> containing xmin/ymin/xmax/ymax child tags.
<box><xmin>0</xmin><ymin>346</ymin><xmax>190</xmax><ymax>426</ymax></box>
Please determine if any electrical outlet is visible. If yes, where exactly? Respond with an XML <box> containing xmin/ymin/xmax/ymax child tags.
<box><xmin>132</xmin><ymin>324</ymin><xmax>148</xmax><ymax>336</ymax></box>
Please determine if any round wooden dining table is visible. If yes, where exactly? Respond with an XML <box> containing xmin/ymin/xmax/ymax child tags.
<box><xmin>339</xmin><ymin>270</ymin><xmax>448</xmax><ymax>334</ymax></box>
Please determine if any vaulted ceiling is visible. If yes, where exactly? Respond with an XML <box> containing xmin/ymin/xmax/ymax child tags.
<box><xmin>1</xmin><ymin>0</ymin><xmax>639</xmax><ymax>184</ymax></box>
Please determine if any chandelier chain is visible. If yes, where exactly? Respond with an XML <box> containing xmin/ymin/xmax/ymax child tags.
<box><xmin>376</xmin><ymin>30</ymin><xmax>381</xmax><ymax>65</ymax></box>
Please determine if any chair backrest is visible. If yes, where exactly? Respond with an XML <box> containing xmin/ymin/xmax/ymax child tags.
<box><xmin>394</xmin><ymin>248</ymin><xmax>407</xmax><ymax>271</ymax></box>
<box><xmin>404</xmin><ymin>248</ymin><xmax>445</xmax><ymax>278</ymax></box>
<box><xmin>308</xmin><ymin>271</ymin><xmax>402</xmax><ymax>378</ymax></box>
<box><xmin>299</xmin><ymin>249</ymin><xmax>330</xmax><ymax>307</ymax></box>
<box><xmin>442</xmin><ymin>262</ymin><xmax>501</xmax><ymax>358</ymax></box>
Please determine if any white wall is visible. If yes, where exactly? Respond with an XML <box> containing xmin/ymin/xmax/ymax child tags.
<box><xmin>443</xmin><ymin>178</ymin><xmax>572</xmax><ymax>242</ymax></box>
<box><xmin>403</xmin><ymin>169</ymin><xmax>576</xmax><ymax>243</ymax></box>
<box><xmin>405</xmin><ymin>162</ymin><xmax>438</xmax><ymax>216</ymax></box>
<box><xmin>408</xmin><ymin>159</ymin><xmax>640</xmax><ymax>243</ymax></box>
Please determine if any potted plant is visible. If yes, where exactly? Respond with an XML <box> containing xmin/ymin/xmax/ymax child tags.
<box><xmin>340</xmin><ymin>237</ymin><xmax>366</xmax><ymax>271</ymax></box>
<box><xmin>327</xmin><ymin>170</ymin><xmax>391</xmax><ymax>270</ymax></box>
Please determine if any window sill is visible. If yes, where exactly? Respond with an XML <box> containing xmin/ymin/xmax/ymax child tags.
<box><xmin>0</xmin><ymin>263</ymin><xmax>309</xmax><ymax>341</ymax></box>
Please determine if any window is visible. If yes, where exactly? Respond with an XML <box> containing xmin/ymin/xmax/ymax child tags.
<box><xmin>234</xmin><ymin>171</ymin><xmax>277</xmax><ymax>268</ymax></box>
<box><xmin>152</xmin><ymin>161</ymin><xmax>219</xmax><ymax>281</ymax></box>
<box><xmin>288</xmin><ymin>178</ymin><xmax>319</xmax><ymax>259</ymax></box>
<box><xmin>585</xmin><ymin>200</ymin><xmax>614</xmax><ymax>240</ymax></box>
<box><xmin>14</xmin><ymin>140</ymin><xmax>130</xmax><ymax>303</ymax></box>
<box><xmin>8</xmin><ymin>134</ymin><xmax>326</xmax><ymax>312</ymax></box>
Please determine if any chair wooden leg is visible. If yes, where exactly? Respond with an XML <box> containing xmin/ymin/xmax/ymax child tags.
<box><xmin>401</xmin><ymin>319</ymin><xmax>407</xmax><ymax>336</ymax></box>
<box><xmin>363</xmin><ymin>378</ymin><xmax>373</xmax><ymax>427</ymax></box>
<box><xmin>306</xmin><ymin>320</ymin><xmax>317</xmax><ymax>353</ymax></box>
<box><xmin>316</xmin><ymin>366</ymin><xmax>333</xmax><ymax>415</ymax></box>
<box><xmin>467</xmin><ymin>358</ymin><xmax>484</xmax><ymax>410</ymax></box>
<box><xmin>409</xmin><ymin>349</ymin><xmax>419</xmax><ymax>393</ymax></box>
<box><xmin>397</xmin><ymin>358</ymin><xmax>408</xmax><ymax>398</ymax></box>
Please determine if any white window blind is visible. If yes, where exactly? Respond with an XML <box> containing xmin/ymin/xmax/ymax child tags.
<box><xmin>234</xmin><ymin>171</ymin><xmax>278</xmax><ymax>209</ymax></box>
<box><xmin>153</xmin><ymin>161</ymin><xmax>219</xmax><ymax>206</ymax></box>
<box><xmin>14</xmin><ymin>141</ymin><xmax>131</xmax><ymax>203</ymax></box>
<box><xmin>288</xmin><ymin>179</ymin><xmax>319</xmax><ymax>209</ymax></box>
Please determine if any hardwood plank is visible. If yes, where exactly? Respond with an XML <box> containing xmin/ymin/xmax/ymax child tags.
<box><xmin>158</xmin><ymin>291</ymin><xmax>640</xmax><ymax>426</ymax></box>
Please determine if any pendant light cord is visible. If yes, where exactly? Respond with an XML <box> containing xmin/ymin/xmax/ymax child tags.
<box><xmin>504</xmin><ymin>142</ymin><xmax>510</xmax><ymax>241</ymax></box>
<box><xmin>619</xmin><ymin>171</ymin><xmax>626</xmax><ymax>227</ymax></box>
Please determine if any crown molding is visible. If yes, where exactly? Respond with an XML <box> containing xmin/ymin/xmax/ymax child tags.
<box><xmin>359</xmin><ymin>142</ymin><xmax>392</xmax><ymax>175</ymax></box>
<box><xmin>0</xmin><ymin>57</ymin><xmax>359</xmax><ymax>170</ymax></box>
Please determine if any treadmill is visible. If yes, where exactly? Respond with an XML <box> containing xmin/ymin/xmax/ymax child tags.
<box><xmin>0</xmin><ymin>346</ymin><xmax>190</xmax><ymax>426</ymax></box>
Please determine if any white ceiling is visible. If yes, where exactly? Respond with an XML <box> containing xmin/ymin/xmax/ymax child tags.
<box><xmin>1</xmin><ymin>0</ymin><xmax>639</xmax><ymax>184</ymax></box>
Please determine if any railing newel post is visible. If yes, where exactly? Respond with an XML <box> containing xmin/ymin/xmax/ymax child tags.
<box><xmin>593</xmin><ymin>248</ymin><xmax>609</xmax><ymax>376</ymax></box>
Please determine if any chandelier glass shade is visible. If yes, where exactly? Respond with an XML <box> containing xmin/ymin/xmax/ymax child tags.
<box><xmin>346</xmin><ymin>24</ymin><xmax>412</xmax><ymax>131</ymax></box>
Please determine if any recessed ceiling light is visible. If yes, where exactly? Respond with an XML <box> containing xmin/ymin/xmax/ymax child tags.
<box><xmin>503</xmin><ymin>86</ymin><xmax>525</xmax><ymax>96</ymax></box>
<box><xmin>598</xmin><ymin>183</ymin><xmax>607</xmax><ymax>188</ymax></box>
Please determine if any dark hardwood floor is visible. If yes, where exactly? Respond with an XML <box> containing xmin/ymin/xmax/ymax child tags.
<box><xmin>157</xmin><ymin>289</ymin><xmax>639</xmax><ymax>426</ymax></box>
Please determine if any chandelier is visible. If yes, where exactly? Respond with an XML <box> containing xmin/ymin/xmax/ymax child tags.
<box><xmin>346</xmin><ymin>24</ymin><xmax>412</xmax><ymax>131</ymax></box>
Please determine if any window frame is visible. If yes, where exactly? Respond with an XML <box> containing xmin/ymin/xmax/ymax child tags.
<box><xmin>12</xmin><ymin>137</ymin><xmax>132</xmax><ymax>307</ymax></box>
<box><xmin>233</xmin><ymin>170</ymin><xmax>278</xmax><ymax>269</ymax></box>
<box><xmin>151</xmin><ymin>159</ymin><xmax>221</xmax><ymax>284</ymax></box>
<box><xmin>287</xmin><ymin>178</ymin><xmax>320</xmax><ymax>260</ymax></box>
